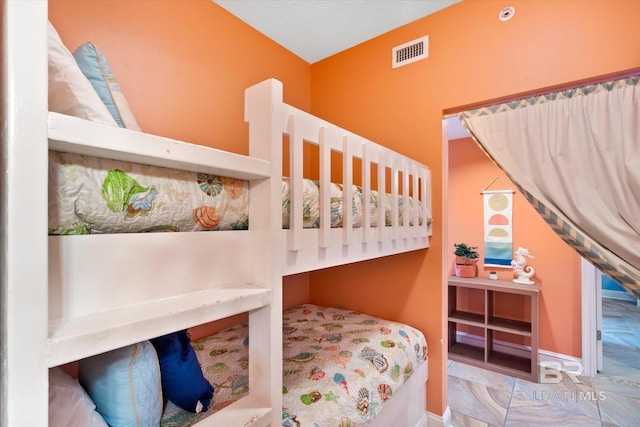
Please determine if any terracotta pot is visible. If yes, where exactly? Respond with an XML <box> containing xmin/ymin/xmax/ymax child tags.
<box><xmin>453</xmin><ymin>258</ymin><xmax>478</xmax><ymax>277</ymax></box>
<box><xmin>455</xmin><ymin>255</ymin><xmax>477</xmax><ymax>265</ymax></box>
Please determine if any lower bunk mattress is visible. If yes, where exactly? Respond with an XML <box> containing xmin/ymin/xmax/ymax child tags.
<box><xmin>161</xmin><ymin>304</ymin><xmax>428</xmax><ymax>426</ymax></box>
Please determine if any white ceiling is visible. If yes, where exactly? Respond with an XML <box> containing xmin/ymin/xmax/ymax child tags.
<box><xmin>213</xmin><ymin>0</ymin><xmax>460</xmax><ymax>63</ymax></box>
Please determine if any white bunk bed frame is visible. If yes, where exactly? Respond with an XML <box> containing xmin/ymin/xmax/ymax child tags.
<box><xmin>1</xmin><ymin>4</ymin><xmax>431</xmax><ymax>426</ymax></box>
<box><xmin>245</xmin><ymin>79</ymin><xmax>432</xmax><ymax>276</ymax></box>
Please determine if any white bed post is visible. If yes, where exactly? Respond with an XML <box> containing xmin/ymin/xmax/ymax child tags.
<box><xmin>411</xmin><ymin>165</ymin><xmax>420</xmax><ymax>237</ymax></box>
<box><xmin>342</xmin><ymin>135</ymin><xmax>354</xmax><ymax>245</ymax></box>
<box><xmin>245</xmin><ymin>79</ymin><xmax>284</xmax><ymax>426</ymax></box>
<box><xmin>376</xmin><ymin>153</ymin><xmax>387</xmax><ymax>240</ymax></box>
<box><xmin>287</xmin><ymin>115</ymin><xmax>303</xmax><ymax>251</ymax></box>
<box><xmin>390</xmin><ymin>156</ymin><xmax>399</xmax><ymax>239</ymax></box>
<box><xmin>1</xmin><ymin>2</ymin><xmax>49</xmax><ymax>425</ymax></box>
<box><xmin>361</xmin><ymin>144</ymin><xmax>372</xmax><ymax>242</ymax></box>
<box><xmin>401</xmin><ymin>159</ymin><xmax>410</xmax><ymax>238</ymax></box>
<box><xmin>319</xmin><ymin>127</ymin><xmax>331</xmax><ymax>247</ymax></box>
<box><xmin>425</xmin><ymin>168</ymin><xmax>432</xmax><ymax>236</ymax></box>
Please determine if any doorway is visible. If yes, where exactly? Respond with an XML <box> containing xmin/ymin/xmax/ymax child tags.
<box><xmin>582</xmin><ymin>261</ymin><xmax>640</xmax><ymax>383</ymax></box>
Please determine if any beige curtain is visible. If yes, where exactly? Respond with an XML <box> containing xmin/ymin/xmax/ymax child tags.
<box><xmin>459</xmin><ymin>76</ymin><xmax>640</xmax><ymax>298</ymax></box>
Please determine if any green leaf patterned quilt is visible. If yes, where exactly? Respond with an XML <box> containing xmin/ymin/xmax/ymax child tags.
<box><xmin>49</xmin><ymin>153</ymin><xmax>432</xmax><ymax>234</ymax></box>
<box><xmin>49</xmin><ymin>151</ymin><xmax>249</xmax><ymax>234</ymax></box>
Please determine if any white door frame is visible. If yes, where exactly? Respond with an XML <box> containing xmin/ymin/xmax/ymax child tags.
<box><xmin>446</xmin><ymin>115</ymin><xmax>605</xmax><ymax>377</ymax></box>
<box><xmin>581</xmin><ymin>258</ymin><xmax>601</xmax><ymax>376</ymax></box>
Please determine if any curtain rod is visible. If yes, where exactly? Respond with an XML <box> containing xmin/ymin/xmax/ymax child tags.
<box><xmin>442</xmin><ymin>66</ymin><xmax>640</xmax><ymax>116</ymax></box>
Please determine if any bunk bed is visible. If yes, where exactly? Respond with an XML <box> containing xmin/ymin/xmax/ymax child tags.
<box><xmin>2</xmin><ymin>8</ymin><xmax>432</xmax><ymax>427</ymax></box>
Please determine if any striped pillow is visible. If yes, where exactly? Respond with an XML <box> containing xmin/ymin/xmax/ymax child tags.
<box><xmin>74</xmin><ymin>42</ymin><xmax>141</xmax><ymax>131</ymax></box>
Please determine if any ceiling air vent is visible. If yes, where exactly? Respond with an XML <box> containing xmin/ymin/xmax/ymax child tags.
<box><xmin>392</xmin><ymin>35</ymin><xmax>428</xmax><ymax>69</ymax></box>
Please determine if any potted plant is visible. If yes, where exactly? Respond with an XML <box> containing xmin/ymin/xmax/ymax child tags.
<box><xmin>453</xmin><ymin>243</ymin><xmax>479</xmax><ymax>278</ymax></box>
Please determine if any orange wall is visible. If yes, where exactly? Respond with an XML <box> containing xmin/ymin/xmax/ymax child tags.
<box><xmin>49</xmin><ymin>0</ymin><xmax>313</xmax><ymax>373</ymax></box>
<box><xmin>49</xmin><ymin>0</ymin><xmax>311</xmax><ymax>156</ymax></box>
<box><xmin>309</xmin><ymin>0</ymin><xmax>640</xmax><ymax>415</ymax></box>
<box><xmin>448</xmin><ymin>137</ymin><xmax>582</xmax><ymax>354</ymax></box>
<box><xmin>48</xmin><ymin>0</ymin><xmax>640</xmax><ymax>417</ymax></box>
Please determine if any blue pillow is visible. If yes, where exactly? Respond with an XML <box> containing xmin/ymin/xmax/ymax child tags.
<box><xmin>73</xmin><ymin>42</ymin><xmax>142</xmax><ymax>130</ymax></box>
<box><xmin>78</xmin><ymin>341</ymin><xmax>163</xmax><ymax>427</ymax></box>
<box><xmin>151</xmin><ymin>330</ymin><xmax>214</xmax><ymax>413</ymax></box>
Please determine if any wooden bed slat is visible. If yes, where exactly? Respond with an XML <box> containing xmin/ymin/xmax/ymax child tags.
<box><xmin>377</xmin><ymin>151</ymin><xmax>387</xmax><ymax>241</ymax></box>
<box><xmin>361</xmin><ymin>144</ymin><xmax>372</xmax><ymax>243</ymax></box>
<box><xmin>48</xmin><ymin>112</ymin><xmax>271</xmax><ymax>180</ymax></box>
<box><xmin>319</xmin><ymin>126</ymin><xmax>331</xmax><ymax>248</ymax></box>
<box><xmin>247</xmin><ymin>79</ymin><xmax>431</xmax><ymax>273</ymax></box>
<box><xmin>342</xmin><ymin>135</ymin><xmax>354</xmax><ymax>245</ymax></box>
<box><xmin>48</xmin><ymin>283</ymin><xmax>271</xmax><ymax>367</ymax></box>
<box><xmin>288</xmin><ymin>115</ymin><xmax>303</xmax><ymax>251</ymax></box>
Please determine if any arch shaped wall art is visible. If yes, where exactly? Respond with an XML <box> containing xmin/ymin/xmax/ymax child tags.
<box><xmin>483</xmin><ymin>189</ymin><xmax>514</xmax><ymax>268</ymax></box>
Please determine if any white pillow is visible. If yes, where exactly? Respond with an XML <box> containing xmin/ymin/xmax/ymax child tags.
<box><xmin>47</xmin><ymin>21</ymin><xmax>117</xmax><ymax>126</ymax></box>
<box><xmin>49</xmin><ymin>367</ymin><xmax>108</xmax><ymax>427</ymax></box>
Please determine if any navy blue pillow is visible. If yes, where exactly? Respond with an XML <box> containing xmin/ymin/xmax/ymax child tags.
<box><xmin>150</xmin><ymin>330</ymin><xmax>214</xmax><ymax>413</ymax></box>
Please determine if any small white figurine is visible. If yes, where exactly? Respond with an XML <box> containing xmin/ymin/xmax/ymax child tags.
<box><xmin>511</xmin><ymin>247</ymin><xmax>536</xmax><ymax>285</ymax></box>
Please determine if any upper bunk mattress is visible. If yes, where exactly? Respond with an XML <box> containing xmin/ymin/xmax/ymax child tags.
<box><xmin>49</xmin><ymin>153</ymin><xmax>429</xmax><ymax>234</ymax></box>
<box><xmin>49</xmin><ymin>151</ymin><xmax>249</xmax><ymax>234</ymax></box>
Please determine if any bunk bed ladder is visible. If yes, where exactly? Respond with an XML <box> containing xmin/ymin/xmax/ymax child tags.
<box><xmin>1</xmin><ymin>3</ymin><xmax>49</xmax><ymax>426</ymax></box>
<box><xmin>245</xmin><ymin>78</ymin><xmax>285</xmax><ymax>426</ymax></box>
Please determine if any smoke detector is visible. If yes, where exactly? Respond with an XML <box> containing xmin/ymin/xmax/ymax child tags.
<box><xmin>499</xmin><ymin>6</ymin><xmax>515</xmax><ymax>21</ymax></box>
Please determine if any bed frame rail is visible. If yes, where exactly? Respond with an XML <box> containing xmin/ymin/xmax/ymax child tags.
<box><xmin>246</xmin><ymin>79</ymin><xmax>432</xmax><ymax>274</ymax></box>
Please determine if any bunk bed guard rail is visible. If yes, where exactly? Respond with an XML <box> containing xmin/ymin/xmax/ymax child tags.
<box><xmin>245</xmin><ymin>78</ymin><xmax>432</xmax><ymax>272</ymax></box>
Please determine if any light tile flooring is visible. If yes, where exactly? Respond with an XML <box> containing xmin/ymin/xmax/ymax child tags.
<box><xmin>447</xmin><ymin>298</ymin><xmax>640</xmax><ymax>426</ymax></box>
<box><xmin>600</xmin><ymin>298</ymin><xmax>640</xmax><ymax>383</ymax></box>
<box><xmin>448</xmin><ymin>361</ymin><xmax>640</xmax><ymax>426</ymax></box>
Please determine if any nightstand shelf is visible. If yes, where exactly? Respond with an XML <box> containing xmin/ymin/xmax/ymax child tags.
<box><xmin>448</xmin><ymin>276</ymin><xmax>539</xmax><ymax>382</ymax></box>
<box><xmin>449</xmin><ymin>342</ymin><xmax>484</xmax><ymax>363</ymax></box>
<box><xmin>449</xmin><ymin>310</ymin><xmax>485</xmax><ymax>326</ymax></box>
<box><xmin>488</xmin><ymin>316</ymin><xmax>531</xmax><ymax>335</ymax></box>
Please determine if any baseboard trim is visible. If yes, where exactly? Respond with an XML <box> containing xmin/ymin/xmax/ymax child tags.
<box><xmin>538</xmin><ymin>348</ymin><xmax>582</xmax><ymax>365</ymax></box>
<box><xmin>455</xmin><ymin>332</ymin><xmax>582</xmax><ymax>370</ymax></box>
<box><xmin>415</xmin><ymin>411</ymin><xmax>428</xmax><ymax>427</ymax></box>
<box><xmin>427</xmin><ymin>406</ymin><xmax>449</xmax><ymax>427</ymax></box>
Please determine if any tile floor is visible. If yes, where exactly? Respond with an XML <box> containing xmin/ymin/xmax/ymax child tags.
<box><xmin>600</xmin><ymin>298</ymin><xmax>640</xmax><ymax>384</ymax></box>
<box><xmin>448</xmin><ymin>360</ymin><xmax>640</xmax><ymax>426</ymax></box>
<box><xmin>447</xmin><ymin>298</ymin><xmax>640</xmax><ymax>426</ymax></box>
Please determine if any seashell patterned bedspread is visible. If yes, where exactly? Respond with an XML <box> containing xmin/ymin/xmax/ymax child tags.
<box><xmin>281</xmin><ymin>178</ymin><xmax>430</xmax><ymax>230</ymax></box>
<box><xmin>49</xmin><ymin>152</ymin><xmax>249</xmax><ymax>234</ymax></box>
<box><xmin>282</xmin><ymin>304</ymin><xmax>427</xmax><ymax>426</ymax></box>
<box><xmin>159</xmin><ymin>305</ymin><xmax>427</xmax><ymax>426</ymax></box>
<box><xmin>49</xmin><ymin>153</ymin><xmax>431</xmax><ymax>234</ymax></box>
